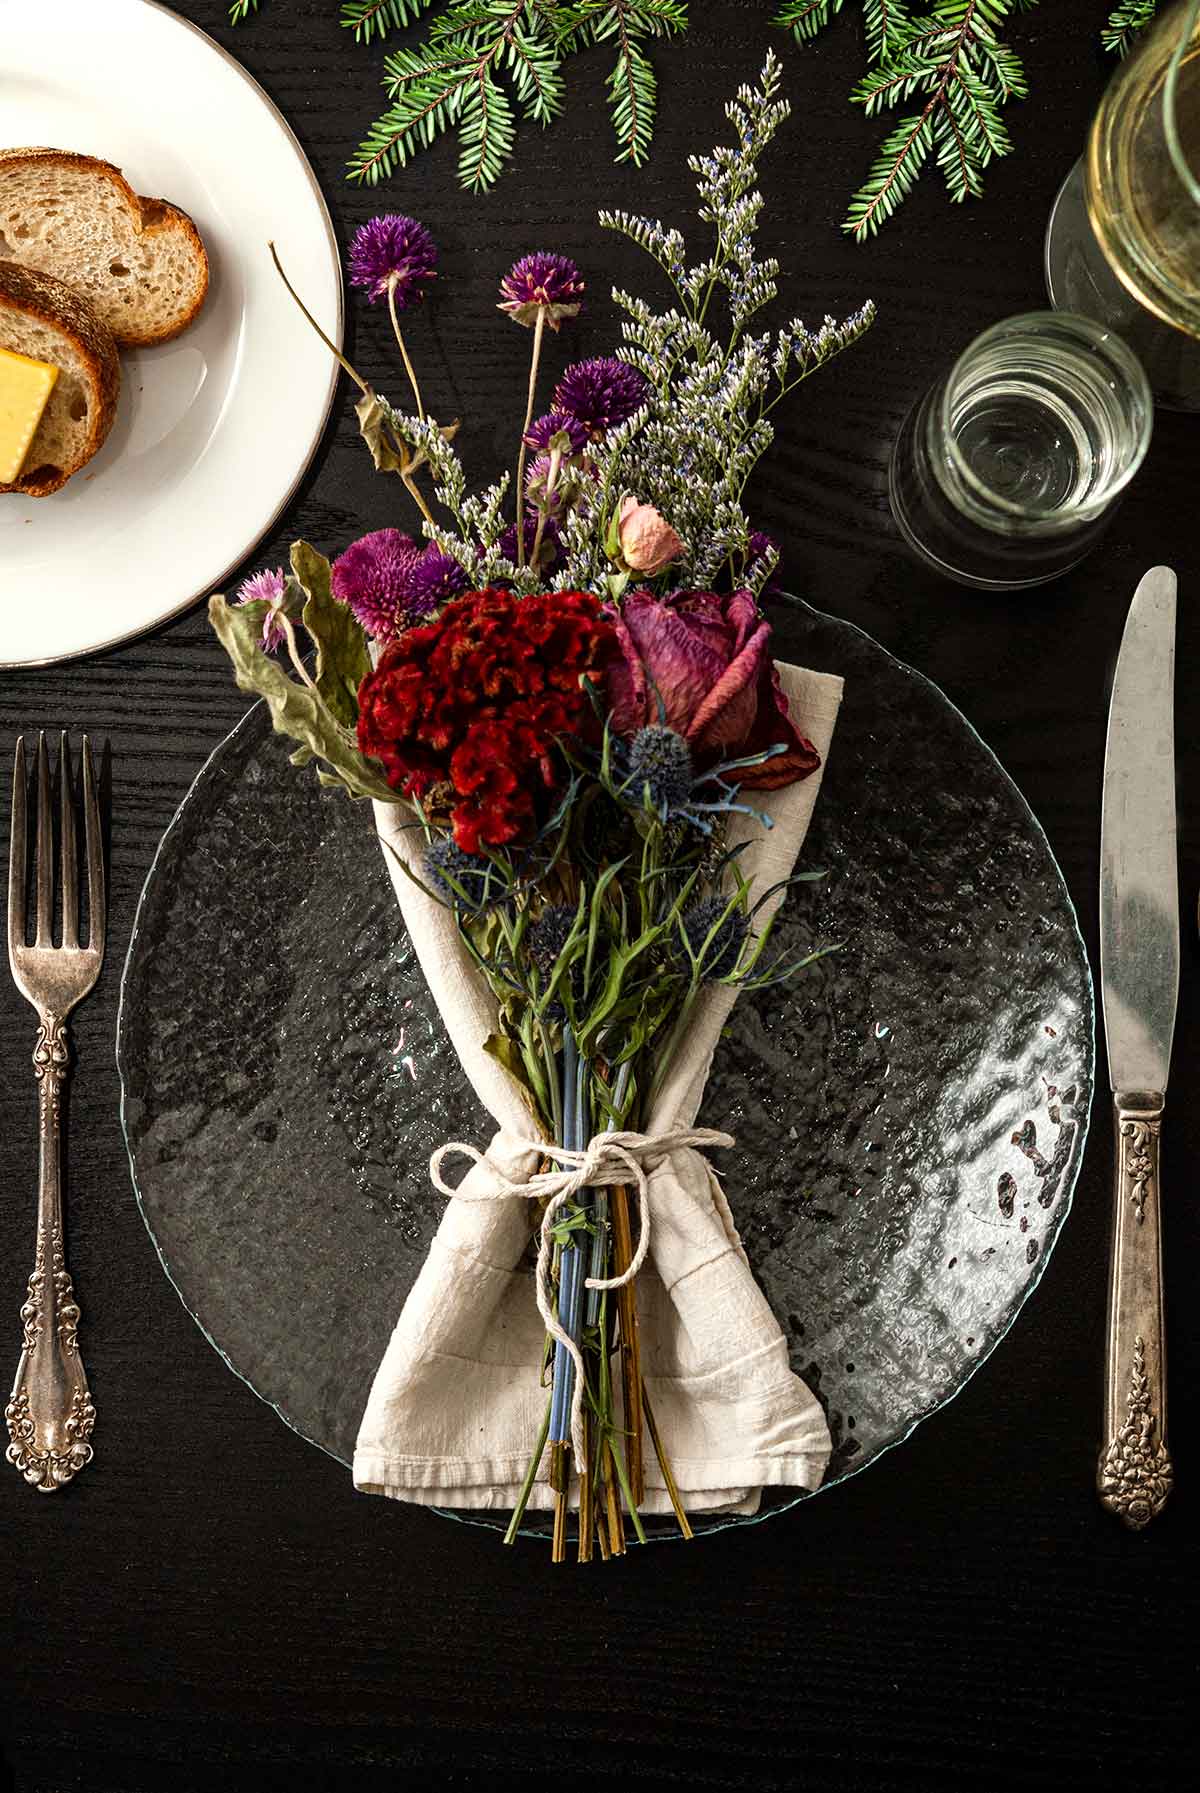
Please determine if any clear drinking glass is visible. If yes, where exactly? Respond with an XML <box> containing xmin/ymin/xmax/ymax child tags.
<box><xmin>1045</xmin><ymin>0</ymin><xmax>1200</xmax><ymax>408</ymax></box>
<box><xmin>888</xmin><ymin>312</ymin><xmax>1152</xmax><ymax>592</ymax></box>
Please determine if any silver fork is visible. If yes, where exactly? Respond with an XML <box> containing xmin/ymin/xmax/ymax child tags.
<box><xmin>6</xmin><ymin>734</ymin><xmax>105</xmax><ymax>1491</ymax></box>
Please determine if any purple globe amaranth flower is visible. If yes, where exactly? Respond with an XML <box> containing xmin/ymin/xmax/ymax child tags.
<box><xmin>553</xmin><ymin>357</ymin><xmax>649</xmax><ymax>439</ymax></box>
<box><xmin>406</xmin><ymin>543</ymin><xmax>468</xmax><ymax>611</ymax></box>
<box><xmin>497</xmin><ymin>252</ymin><xmax>584</xmax><ymax>330</ymax></box>
<box><xmin>523</xmin><ymin>410</ymin><xmax>590</xmax><ymax>457</ymax></box>
<box><xmin>331</xmin><ymin>529</ymin><xmax>425</xmax><ymax>640</ymax></box>
<box><xmin>348</xmin><ymin>215</ymin><xmax>438</xmax><ymax>309</ymax></box>
<box><xmin>498</xmin><ymin>513</ymin><xmax>562</xmax><ymax>572</ymax></box>
<box><xmin>235</xmin><ymin>566</ymin><xmax>289</xmax><ymax>653</ymax></box>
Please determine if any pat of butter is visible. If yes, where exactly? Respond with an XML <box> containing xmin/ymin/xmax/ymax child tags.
<box><xmin>0</xmin><ymin>345</ymin><xmax>59</xmax><ymax>484</ymax></box>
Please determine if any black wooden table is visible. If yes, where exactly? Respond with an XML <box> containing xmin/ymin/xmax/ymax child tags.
<box><xmin>1</xmin><ymin>3</ymin><xmax>1194</xmax><ymax>1785</ymax></box>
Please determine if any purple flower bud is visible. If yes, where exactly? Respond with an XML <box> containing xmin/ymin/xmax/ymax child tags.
<box><xmin>497</xmin><ymin>252</ymin><xmax>584</xmax><ymax>331</ymax></box>
<box><xmin>234</xmin><ymin>566</ymin><xmax>289</xmax><ymax>653</ymax></box>
<box><xmin>523</xmin><ymin>410</ymin><xmax>590</xmax><ymax>457</ymax></box>
<box><xmin>553</xmin><ymin>357</ymin><xmax>648</xmax><ymax>439</ymax></box>
<box><xmin>348</xmin><ymin>215</ymin><xmax>438</xmax><ymax>310</ymax></box>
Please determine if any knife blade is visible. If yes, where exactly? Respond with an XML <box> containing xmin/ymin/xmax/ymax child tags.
<box><xmin>1100</xmin><ymin>564</ymin><xmax>1179</xmax><ymax>1096</ymax></box>
<box><xmin>1096</xmin><ymin>565</ymin><xmax>1176</xmax><ymax>1530</ymax></box>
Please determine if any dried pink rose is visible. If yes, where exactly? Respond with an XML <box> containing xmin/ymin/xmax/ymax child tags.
<box><xmin>605</xmin><ymin>587</ymin><xmax>820</xmax><ymax>790</ymax></box>
<box><xmin>617</xmin><ymin>497</ymin><xmax>684</xmax><ymax>575</ymax></box>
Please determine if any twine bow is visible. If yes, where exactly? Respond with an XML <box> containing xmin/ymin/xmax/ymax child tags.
<box><xmin>429</xmin><ymin>1127</ymin><xmax>734</xmax><ymax>1471</ymax></box>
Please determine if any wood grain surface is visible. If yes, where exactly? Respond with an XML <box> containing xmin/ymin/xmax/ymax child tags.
<box><xmin>0</xmin><ymin>1</ymin><xmax>1194</xmax><ymax>1785</ymax></box>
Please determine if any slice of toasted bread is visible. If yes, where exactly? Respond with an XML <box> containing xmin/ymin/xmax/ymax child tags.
<box><xmin>0</xmin><ymin>149</ymin><xmax>209</xmax><ymax>348</ymax></box>
<box><xmin>0</xmin><ymin>261</ymin><xmax>120</xmax><ymax>497</ymax></box>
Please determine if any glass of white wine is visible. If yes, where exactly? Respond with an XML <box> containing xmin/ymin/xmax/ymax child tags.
<box><xmin>1046</xmin><ymin>0</ymin><xmax>1200</xmax><ymax>409</ymax></box>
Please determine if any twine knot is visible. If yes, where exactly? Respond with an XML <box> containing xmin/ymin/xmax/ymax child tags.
<box><xmin>429</xmin><ymin>1125</ymin><xmax>734</xmax><ymax>1470</ymax></box>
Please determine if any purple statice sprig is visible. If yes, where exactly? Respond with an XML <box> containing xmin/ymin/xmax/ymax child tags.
<box><xmin>498</xmin><ymin>252</ymin><xmax>585</xmax><ymax>331</ymax></box>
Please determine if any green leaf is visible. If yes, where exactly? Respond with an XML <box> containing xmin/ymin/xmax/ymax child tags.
<box><xmin>356</xmin><ymin>392</ymin><xmax>411</xmax><ymax>475</ymax></box>
<box><xmin>483</xmin><ymin>1031</ymin><xmax>537</xmax><ymax>1099</ymax></box>
<box><xmin>1102</xmin><ymin>0</ymin><xmax>1158</xmax><ymax>56</ymax></box>
<box><xmin>208</xmin><ymin>595</ymin><xmax>395</xmax><ymax>803</ymax></box>
<box><xmin>289</xmin><ymin>541</ymin><xmax>371</xmax><ymax>729</ymax></box>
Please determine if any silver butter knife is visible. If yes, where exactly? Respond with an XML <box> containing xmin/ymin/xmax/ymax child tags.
<box><xmin>1098</xmin><ymin>565</ymin><xmax>1177</xmax><ymax>1529</ymax></box>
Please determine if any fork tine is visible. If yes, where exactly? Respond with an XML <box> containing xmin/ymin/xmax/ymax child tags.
<box><xmin>60</xmin><ymin>733</ymin><xmax>79</xmax><ymax>950</ymax></box>
<box><xmin>8</xmin><ymin>737</ymin><xmax>27</xmax><ymax>963</ymax></box>
<box><xmin>82</xmin><ymin>738</ymin><xmax>105</xmax><ymax>952</ymax></box>
<box><xmin>35</xmin><ymin>732</ymin><xmax>53</xmax><ymax>948</ymax></box>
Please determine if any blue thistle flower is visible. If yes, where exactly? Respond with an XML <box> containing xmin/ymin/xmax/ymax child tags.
<box><xmin>626</xmin><ymin>726</ymin><xmax>693</xmax><ymax>814</ymax></box>
<box><xmin>424</xmin><ymin>839</ymin><xmax>505</xmax><ymax>913</ymax></box>
<box><xmin>682</xmin><ymin>897</ymin><xmax>749</xmax><ymax>981</ymax></box>
<box><xmin>527</xmin><ymin>904</ymin><xmax>577</xmax><ymax>977</ymax></box>
<box><xmin>527</xmin><ymin>903</ymin><xmax>579</xmax><ymax>1020</ymax></box>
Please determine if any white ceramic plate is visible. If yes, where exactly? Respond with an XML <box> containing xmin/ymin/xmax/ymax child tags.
<box><xmin>0</xmin><ymin>0</ymin><xmax>341</xmax><ymax>668</ymax></box>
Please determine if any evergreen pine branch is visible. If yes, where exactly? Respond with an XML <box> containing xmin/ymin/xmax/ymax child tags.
<box><xmin>1102</xmin><ymin>1</ymin><xmax>1160</xmax><ymax>57</ymax></box>
<box><xmin>344</xmin><ymin>1</ymin><xmax>685</xmax><ymax>189</ymax></box>
<box><xmin>339</xmin><ymin>1</ymin><xmax>438</xmax><ymax>44</ymax></box>
<box><xmin>774</xmin><ymin>2</ymin><xmax>846</xmax><ymax>48</ymax></box>
<box><xmin>774</xmin><ymin>0</ymin><xmax>910</xmax><ymax>60</ymax></box>
<box><xmin>836</xmin><ymin>1</ymin><xmax>1035</xmax><ymax>238</ymax></box>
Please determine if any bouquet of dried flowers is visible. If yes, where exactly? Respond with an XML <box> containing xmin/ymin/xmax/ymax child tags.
<box><xmin>210</xmin><ymin>51</ymin><xmax>873</xmax><ymax>1558</ymax></box>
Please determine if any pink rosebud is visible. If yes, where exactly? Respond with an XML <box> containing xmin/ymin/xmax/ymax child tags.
<box><xmin>617</xmin><ymin>497</ymin><xmax>684</xmax><ymax>576</ymax></box>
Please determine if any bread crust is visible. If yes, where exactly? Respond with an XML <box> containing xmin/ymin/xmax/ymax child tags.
<box><xmin>0</xmin><ymin>147</ymin><xmax>210</xmax><ymax>347</ymax></box>
<box><xmin>0</xmin><ymin>259</ymin><xmax>121</xmax><ymax>496</ymax></box>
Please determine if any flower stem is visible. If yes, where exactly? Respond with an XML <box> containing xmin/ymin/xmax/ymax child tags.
<box><xmin>609</xmin><ymin>1181</ymin><xmax>645</xmax><ymax>1506</ymax></box>
<box><xmin>401</xmin><ymin>468</ymin><xmax>437</xmax><ymax>531</ymax></box>
<box><xmin>643</xmin><ymin>1383</ymin><xmax>693</xmax><ymax>1541</ymax></box>
<box><xmin>577</xmin><ymin>1408</ymin><xmax>594</xmax><ymax>1563</ymax></box>
<box><xmin>528</xmin><ymin>444</ymin><xmax>561</xmax><ymax>575</ymax></box>
<box><xmin>269</xmin><ymin>241</ymin><xmax>367</xmax><ymax>394</ymax></box>
<box><xmin>515</xmin><ymin>308</ymin><xmax>546</xmax><ymax>569</ymax></box>
<box><xmin>387</xmin><ymin>278</ymin><xmax>426</xmax><ymax>422</ymax></box>
<box><xmin>277</xmin><ymin>614</ymin><xmax>319</xmax><ymax>697</ymax></box>
<box><xmin>503</xmin><ymin>1389</ymin><xmax>552</xmax><ymax>1546</ymax></box>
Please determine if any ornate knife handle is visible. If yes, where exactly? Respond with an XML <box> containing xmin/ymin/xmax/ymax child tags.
<box><xmin>1097</xmin><ymin>1094</ymin><xmax>1172</xmax><ymax>1529</ymax></box>
<box><xmin>5</xmin><ymin>1013</ymin><xmax>95</xmax><ymax>1492</ymax></box>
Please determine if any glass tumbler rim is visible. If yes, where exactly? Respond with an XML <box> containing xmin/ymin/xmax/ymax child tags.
<box><xmin>938</xmin><ymin>308</ymin><xmax>1154</xmax><ymax>525</ymax></box>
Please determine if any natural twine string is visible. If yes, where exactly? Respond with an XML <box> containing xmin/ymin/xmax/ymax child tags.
<box><xmin>429</xmin><ymin>1127</ymin><xmax>734</xmax><ymax>1473</ymax></box>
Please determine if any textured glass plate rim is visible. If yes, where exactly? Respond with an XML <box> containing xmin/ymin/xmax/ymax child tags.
<box><xmin>116</xmin><ymin>598</ymin><xmax>1095</xmax><ymax>1543</ymax></box>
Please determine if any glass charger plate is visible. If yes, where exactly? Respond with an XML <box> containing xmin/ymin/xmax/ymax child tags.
<box><xmin>117</xmin><ymin>599</ymin><xmax>1093</xmax><ymax>1538</ymax></box>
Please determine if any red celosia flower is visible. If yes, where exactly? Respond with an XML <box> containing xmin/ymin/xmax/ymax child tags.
<box><xmin>357</xmin><ymin>588</ymin><xmax>616</xmax><ymax>852</ymax></box>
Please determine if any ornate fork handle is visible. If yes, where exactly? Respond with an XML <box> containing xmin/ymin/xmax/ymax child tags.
<box><xmin>5</xmin><ymin>1010</ymin><xmax>95</xmax><ymax>1492</ymax></box>
<box><xmin>1097</xmin><ymin>1094</ymin><xmax>1172</xmax><ymax>1529</ymax></box>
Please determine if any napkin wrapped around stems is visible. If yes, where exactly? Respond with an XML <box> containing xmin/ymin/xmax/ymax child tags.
<box><xmin>353</xmin><ymin>663</ymin><xmax>842</xmax><ymax>1516</ymax></box>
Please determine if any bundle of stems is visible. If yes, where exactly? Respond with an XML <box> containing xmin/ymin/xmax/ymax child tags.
<box><xmin>504</xmin><ymin>1038</ymin><xmax>693</xmax><ymax>1561</ymax></box>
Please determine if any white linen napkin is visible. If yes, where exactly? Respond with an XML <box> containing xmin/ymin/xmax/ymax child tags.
<box><xmin>353</xmin><ymin>662</ymin><xmax>842</xmax><ymax>1514</ymax></box>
